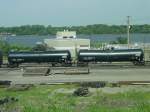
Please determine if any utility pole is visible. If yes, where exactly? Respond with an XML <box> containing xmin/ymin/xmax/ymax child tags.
<box><xmin>127</xmin><ymin>16</ymin><xmax>130</xmax><ymax>48</ymax></box>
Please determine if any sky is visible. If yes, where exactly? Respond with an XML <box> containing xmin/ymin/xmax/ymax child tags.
<box><xmin>0</xmin><ymin>0</ymin><xmax>150</xmax><ymax>27</ymax></box>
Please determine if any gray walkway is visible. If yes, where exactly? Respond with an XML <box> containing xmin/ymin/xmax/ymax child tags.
<box><xmin>0</xmin><ymin>68</ymin><xmax>150</xmax><ymax>84</ymax></box>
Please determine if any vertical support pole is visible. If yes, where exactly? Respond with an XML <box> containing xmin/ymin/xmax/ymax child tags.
<box><xmin>127</xmin><ymin>16</ymin><xmax>130</xmax><ymax>48</ymax></box>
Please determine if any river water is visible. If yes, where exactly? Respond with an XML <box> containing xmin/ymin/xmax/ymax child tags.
<box><xmin>0</xmin><ymin>33</ymin><xmax>150</xmax><ymax>47</ymax></box>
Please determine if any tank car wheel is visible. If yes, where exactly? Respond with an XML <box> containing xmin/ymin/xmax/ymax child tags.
<box><xmin>139</xmin><ymin>61</ymin><xmax>145</xmax><ymax>66</ymax></box>
<box><xmin>8</xmin><ymin>63</ymin><xmax>18</xmax><ymax>68</ymax></box>
<box><xmin>52</xmin><ymin>63</ymin><xmax>55</xmax><ymax>67</ymax></box>
<box><xmin>77</xmin><ymin>62</ymin><xmax>88</xmax><ymax>67</ymax></box>
<box><xmin>133</xmin><ymin>61</ymin><xmax>137</xmax><ymax>65</ymax></box>
<box><xmin>133</xmin><ymin>61</ymin><xmax>145</xmax><ymax>66</ymax></box>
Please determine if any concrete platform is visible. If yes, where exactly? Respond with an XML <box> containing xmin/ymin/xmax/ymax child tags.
<box><xmin>23</xmin><ymin>67</ymin><xmax>50</xmax><ymax>76</ymax></box>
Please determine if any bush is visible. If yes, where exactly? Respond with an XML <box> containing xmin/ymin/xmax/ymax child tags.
<box><xmin>110</xmin><ymin>37</ymin><xmax>127</xmax><ymax>44</ymax></box>
<box><xmin>0</xmin><ymin>40</ymin><xmax>31</xmax><ymax>55</ymax></box>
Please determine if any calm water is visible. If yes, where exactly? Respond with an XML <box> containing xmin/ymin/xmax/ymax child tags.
<box><xmin>0</xmin><ymin>33</ymin><xmax>150</xmax><ymax>47</ymax></box>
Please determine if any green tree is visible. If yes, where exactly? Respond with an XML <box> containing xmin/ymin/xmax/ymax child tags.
<box><xmin>32</xmin><ymin>44</ymin><xmax>47</xmax><ymax>51</ymax></box>
<box><xmin>1</xmin><ymin>24</ymin><xmax>150</xmax><ymax>35</ymax></box>
<box><xmin>110</xmin><ymin>37</ymin><xmax>127</xmax><ymax>44</ymax></box>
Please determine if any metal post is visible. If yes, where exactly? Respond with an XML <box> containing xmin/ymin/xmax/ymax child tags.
<box><xmin>127</xmin><ymin>16</ymin><xmax>130</xmax><ymax>48</ymax></box>
<box><xmin>143</xmin><ymin>36</ymin><xmax>146</xmax><ymax>61</ymax></box>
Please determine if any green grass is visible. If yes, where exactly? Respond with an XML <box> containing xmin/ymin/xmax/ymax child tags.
<box><xmin>0</xmin><ymin>85</ymin><xmax>150</xmax><ymax>112</ymax></box>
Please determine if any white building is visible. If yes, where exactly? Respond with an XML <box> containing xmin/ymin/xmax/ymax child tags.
<box><xmin>44</xmin><ymin>31</ymin><xmax>90</xmax><ymax>60</ymax></box>
<box><xmin>56</xmin><ymin>30</ymin><xmax>76</xmax><ymax>39</ymax></box>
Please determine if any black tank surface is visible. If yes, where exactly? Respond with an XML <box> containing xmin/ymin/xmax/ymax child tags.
<box><xmin>78</xmin><ymin>49</ymin><xmax>144</xmax><ymax>63</ymax></box>
<box><xmin>0</xmin><ymin>50</ymin><xmax>2</xmax><ymax>67</ymax></box>
<box><xmin>8</xmin><ymin>50</ymin><xmax>71</xmax><ymax>65</ymax></box>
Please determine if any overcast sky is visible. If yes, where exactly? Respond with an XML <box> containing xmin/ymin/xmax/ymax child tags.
<box><xmin>0</xmin><ymin>0</ymin><xmax>150</xmax><ymax>26</ymax></box>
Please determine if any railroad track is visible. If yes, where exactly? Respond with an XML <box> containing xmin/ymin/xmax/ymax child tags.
<box><xmin>89</xmin><ymin>64</ymin><xmax>150</xmax><ymax>69</ymax></box>
<box><xmin>87</xmin><ymin>61</ymin><xmax>150</xmax><ymax>68</ymax></box>
<box><xmin>1</xmin><ymin>61</ymin><xmax>150</xmax><ymax>70</ymax></box>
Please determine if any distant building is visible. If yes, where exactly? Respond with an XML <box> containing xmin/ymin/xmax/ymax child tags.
<box><xmin>44</xmin><ymin>31</ymin><xmax>90</xmax><ymax>60</ymax></box>
<box><xmin>56</xmin><ymin>30</ymin><xmax>76</xmax><ymax>39</ymax></box>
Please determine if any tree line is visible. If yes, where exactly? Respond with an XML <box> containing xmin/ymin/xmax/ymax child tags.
<box><xmin>0</xmin><ymin>24</ymin><xmax>150</xmax><ymax>35</ymax></box>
